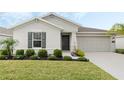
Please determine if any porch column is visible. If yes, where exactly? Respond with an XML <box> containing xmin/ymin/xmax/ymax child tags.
<box><xmin>111</xmin><ymin>35</ymin><xmax>116</xmax><ymax>52</ymax></box>
<box><xmin>70</xmin><ymin>32</ymin><xmax>78</xmax><ymax>51</ymax></box>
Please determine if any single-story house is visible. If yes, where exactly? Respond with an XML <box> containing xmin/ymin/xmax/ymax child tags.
<box><xmin>0</xmin><ymin>13</ymin><xmax>116</xmax><ymax>53</ymax></box>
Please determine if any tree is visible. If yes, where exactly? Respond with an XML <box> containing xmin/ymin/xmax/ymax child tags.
<box><xmin>108</xmin><ymin>23</ymin><xmax>124</xmax><ymax>35</ymax></box>
<box><xmin>0</xmin><ymin>38</ymin><xmax>18</xmax><ymax>57</ymax></box>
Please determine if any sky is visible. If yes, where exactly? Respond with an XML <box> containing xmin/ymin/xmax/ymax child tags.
<box><xmin>0</xmin><ymin>12</ymin><xmax>124</xmax><ymax>30</ymax></box>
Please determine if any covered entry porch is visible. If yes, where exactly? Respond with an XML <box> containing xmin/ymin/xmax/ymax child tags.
<box><xmin>61</xmin><ymin>32</ymin><xmax>77</xmax><ymax>52</ymax></box>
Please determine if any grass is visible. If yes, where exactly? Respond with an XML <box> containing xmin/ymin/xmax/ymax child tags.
<box><xmin>0</xmin><ymin>60</ymin><xmax>116</xmax><ymax>80</ymax></box>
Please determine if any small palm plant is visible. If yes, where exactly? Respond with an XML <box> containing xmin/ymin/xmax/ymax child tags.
<box><xmin>0</xmin><ymin>38</ymin><xmax>18</xmax><ymax>58</ymax></box>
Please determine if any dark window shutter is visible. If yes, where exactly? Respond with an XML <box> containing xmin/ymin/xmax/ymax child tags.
<box><xmin>42</xmin><ymin>32</ymin><xmax>46</xmax><ymax>48</ymax></box>
<box><xmin>28</xmin><ymin>32</ymin><xmax>32</xmax><ymax>48</ymax></box>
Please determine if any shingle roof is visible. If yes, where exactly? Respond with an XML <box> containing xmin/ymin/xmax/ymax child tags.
<box><xmin>0</xmin><ymin>27</ymin><xmax>12</xmax><ymax>36</ymax></box>
<box><xmin>41</xmin><ymin>12</ymin><xmax>82</xmax><ymax>27</ymax></box>
<box><xmin>78</xmin><ymin>26</ymin><xmax>107</xmax><ymax>32</ymax></box>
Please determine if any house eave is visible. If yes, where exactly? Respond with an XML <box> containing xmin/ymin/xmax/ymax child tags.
<box><xmin>77</xmin><ymin>35</ymin><xmax>111</xmax><ymax>36</ymax></box>
<box><xmin>0</xmin><ymin>33</ymin><xmax>12</xmax><ymax>37</ymax></box>
<box><xmin>77</xmin><ymin>32</ymin><xmax>107</xmax><ymax>34</ymax></box>
<box><xmin>41</xmin><ymin>12</ymin><xmax>82</xmax><ymax>27</ymax></box>
<box><xmin>7</xmin><ymin>17</ymin><xmax>64</xmax><ymax>31</ymax></box>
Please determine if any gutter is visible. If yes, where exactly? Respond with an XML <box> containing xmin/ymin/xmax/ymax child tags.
<box><xmin>0</xmin><ymin>33</ymin><xmax>12</xmax><ymax>37</ymax></box>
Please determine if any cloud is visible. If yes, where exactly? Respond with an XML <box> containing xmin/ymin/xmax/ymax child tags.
<box><xmin>0</xmin><ymin>12</ymin><xmax>34</xmax><ymax>27</ymax></box>
<box><xmin>0</xmin><ymin>12</ymin><xmax>49</xmax><ymax>27</ymax></box>
<box><xmin>0</xmin><ymin>12</ymin><xmax>87</xmax><ymax>28</ymax></box>
<box><xmin>0</xmin><ymin>12</ymin><xmax>6</xmax><ymax>16</ymax></box>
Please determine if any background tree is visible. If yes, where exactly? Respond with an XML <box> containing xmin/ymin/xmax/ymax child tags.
<box><xmin>0</xmin><ymin>38</ymin><xmax>18</xmax><ymax>57</ymax></box>
<box><xmin>108</xmin><ymin>23</ymin><xmax>124</xmax><ymax>35</ymax></box>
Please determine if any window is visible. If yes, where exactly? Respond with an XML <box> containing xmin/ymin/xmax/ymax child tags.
<box><xmin>33</xmin><ymin>32</ymin><xmax>42</xmax><ymax>47</ymax></box>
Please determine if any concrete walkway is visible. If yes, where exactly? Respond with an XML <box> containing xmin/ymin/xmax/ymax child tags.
<box><xmin>86</xmin><ymin>52</ymin><xmax>124</xmax><ymax>80</ymax></box>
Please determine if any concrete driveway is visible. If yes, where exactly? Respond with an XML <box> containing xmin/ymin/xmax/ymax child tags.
<box><xmin>86</xmin><ymin>52</ymin><xmax>124</xmax><ymax>80</ymax></box>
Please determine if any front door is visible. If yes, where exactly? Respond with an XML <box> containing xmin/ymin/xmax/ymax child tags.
<box><xmin>62</xmin><ymin>35</ymin><xmax>70</xmax><ymax>50</ymax></box>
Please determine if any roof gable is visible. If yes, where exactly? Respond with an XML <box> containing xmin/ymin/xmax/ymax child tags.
<box><xmin>0</xmin><ymin>27</ymin><xmax>12</xmax><ymax>36</ymax></box>
<box><xmin>41</xmin><ymin>13</ymin><xmax>82</xmax><ymax>27</ymax></box>
<box><xmin>8</xmin><ymin>17</ymin><xmax>63</xmax><ymax>30</ymax></box>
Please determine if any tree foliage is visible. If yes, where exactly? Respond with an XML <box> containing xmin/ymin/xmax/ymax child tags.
<box><xmin>108</xmin><ymin>23</ymin><xmax>124</xmax><ymax>35</ymax></box>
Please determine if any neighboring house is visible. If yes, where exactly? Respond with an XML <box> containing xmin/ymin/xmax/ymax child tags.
<box><xmin>0</xmin><ymin>27</ymin><xmax>12</xmax><ymax>48</ymax></box>
<box><xmin>0</xmin><ymin>13</ymin><xmax>116</xmax><ymax>53</ymax></box>
<box><xmin>116</xmin><ymin>36</ymin><xmax>124</xmax><ymax>49</ymax></box>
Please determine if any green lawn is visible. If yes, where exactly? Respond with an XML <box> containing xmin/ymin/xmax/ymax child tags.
<box><xmin>0</xmin><ymin>60</ymin><xmax>116</xmax><ymax>80</ymax></box>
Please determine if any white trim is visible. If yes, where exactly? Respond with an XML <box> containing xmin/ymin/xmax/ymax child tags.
<box><xmin>79</xmin><ymin>26</ymin><xmax>107</xmax><ymax>32</ymax></box>
<box><xmin>77</xmin><ymin>32</ymin><xmax>107</xmax><ymax>34</ymax></box>
<box><xmin>41</xmin><ymin>12</ymin><xmax>82</xmax><ymax>27</ymax></box>
<box><xmin>8</xmin><ymin>17</ymin><xmax>64</xmax><ymax>30</ymax></box>
<box><xmin>32</xmin><ymin>32</ymin><xmax>42</xmax><ymax>48</ymax></box>
<box><xmin>7</xmin><ymin>17</ymin><xmax>36</xmax><ymax>29</ymax></box>
<box><xmin>0</xmin><ymin>12</ymin><xmax>107</xmax><ymax>34</ymax></box>
<box><xmin>77</xmin><ymin>35</ymin><xmax>111</xmax><ymax>36</ymax></box>
<box><xmin>46</xmin><ymin>13</ymin><xmax>107</xmax><ymax>32</ymax></box>
<box><xmin>0</xmin><ymin>33</ymin><xmax>12</xmax><ymax>37</ymax></box>
<box><xmin>38</xmin><ymin>18</ymin><xmax>63</xmax><ymax>30</ymax></box>
<box><xmin>4</xmin><ymin>12</ymin><xmax>107</xmax><ymax>34</ymax></box>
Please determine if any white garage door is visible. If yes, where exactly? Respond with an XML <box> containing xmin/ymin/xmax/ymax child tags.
<box><xmin>77</xmin><ymin>36</ymin><xmax>111</xmax><ymax>52</ymax></box>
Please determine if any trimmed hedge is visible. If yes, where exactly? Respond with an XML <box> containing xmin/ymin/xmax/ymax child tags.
<box><xmin>115</xmin><ymin>49</ymin><xmax>124</xmax><ymax>54</ymax></box>
<box><xmin>16</xmin><ymin>49</ymin><xmax>24</xmax><ymax>55</ymax></box>
<box><xmin>38</xmin><ymin>49</ymin><xmax>48</xmax><ymax>58</ymax></box>
<box><xmin>53</xmin><ymin>49</ymin><xmax>62</xmax><ymax>58</ymax></box>
<box><xmin>25</xmin><ymin>49</ymin><xmax>35</xmax><ymax>57</ymax></box>
<box><xmin>63</xmin><ymin>56</ymin><xmax>72</xmax><ymax>61</ymax></box>
<box><xmin>29</xmin><ymin>55</ymin><xmax>38</xmax><ymax>60</ymax></box>
<box><xmin>77</xmin><ymin>57</ymin><xmax>89</xmax><ymax>62</ymax></box>
<box><xmin>48</xmin><ymin>55</ymin><xmax>57</xmax><ymax>60</ymax></box>
<box><xmin>0</xmin><ymin>48</ymin><xmax>90</xmax><ymax>61</ymax></box>
<box><xmin>13</xmin><ymin>55</ymin><xmax>25</xmax><ymax>60</ymax></box>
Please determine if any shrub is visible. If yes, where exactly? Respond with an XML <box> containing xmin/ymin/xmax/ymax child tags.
<box><xmin>0</xmin><ymin>55</ymin><xmax>7</xmax><ymax>60</ymax></box>
<box><xmin>48</xmin><ymin>55</ymin><xmax>57</xmax><ymax>60</ymax></box>
<box><xmin>77</xmin><ymin>57</ymin><xmax>89</xmax><ymax>62</ymax></box>
<box><xmin>13</xmin><ymin>55</ymin><xmax>25</xmax><ymax>60</ymax></box>
<box><xmin>38</xmin><ymin>49</ymin><xmax>48</xmax><ymax>58</ymax></box>
<box><xmin>16</xmin><ymin>49</ymin><xmax>24</xmax><ymax>55</ymax></box>
<box><xmin>25</xmin><ymin>49</ymin><xmax>35</xmax><ymax>57</ymax></box>
<box><xmin>29</xmin><ymin>55</ymin><xmax>38</xmax><ymax>60</ymax></box>
<box><xmin>115</xmin><ymin>49</ymin><xmax>124</xmax><ymax>54</ymax></box>
<box><xmin>63</xmin><ymin>56</ymin><xmax>72</xmax><ymax>61</ymax></box>
<box><xmin>53</xmin><ymin>49</ymin><xmax>62</xmax><ymax>58</ymax></box>
<box><xmin>1</xmin><ymin>49</ymin><xmax>8</xmax><ymax>55</ymax></box>
<box><xmin>75</xmin><ymin>49</ymin><xmax>85</xmax><ymax>57</ymax></box>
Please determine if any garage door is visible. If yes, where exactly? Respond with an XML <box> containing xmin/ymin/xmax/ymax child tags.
<box><xmin>77</xmin><ymin>36</ymin><xmax>111</xmax><ymax>52</ymax></box>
